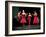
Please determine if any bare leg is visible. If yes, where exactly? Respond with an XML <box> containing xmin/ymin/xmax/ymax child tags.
<box><xmin>28</xmin><ymin>22</ymin><xmax>30</xmax><ymax>29</ymax></box>
<box><xmin>22</xmin><ymin>23</ymin><xmax>24</xmax><ymax>30</ymax></box>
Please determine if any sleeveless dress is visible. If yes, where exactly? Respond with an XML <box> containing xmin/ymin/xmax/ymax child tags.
<box><xmin>27</xmin><ymin>15</ymin><xmax>31</xmax><ymax>25</ymax></box>
<box><xmin>33</xmin><ymin>16</ymin><xmax>39</xmax><ymax>25</ymax></box>
<box><xmin>20</xmin><ymin>15</ymin><xmax>26</xmax><ymax>24</ymax></box>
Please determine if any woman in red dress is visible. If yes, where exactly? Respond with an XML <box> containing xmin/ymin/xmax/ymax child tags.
<box><xmin>17</xmin><ymin>11</ymin><xmax>21</xmax><ymax>22</ymax></box>
<box><xmin>33</xmin><ymin>12</ymin><xmax>39</xmax><ymax>25</ymax></box>
<box><xmin>27</xmin><ymin>13</ymin><xmax>32</xmax><ymax>29</ymax></box>
<box><xmin>20</xmin><ymin>10</ymin><xmax>26</xmax><ymax>27</ymax></box>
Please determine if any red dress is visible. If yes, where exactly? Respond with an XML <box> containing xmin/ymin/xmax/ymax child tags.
<box><xmin>27</xmin><ymin>16</ymin><xmax>31</xmax><ymax>25</ymax></box>
<box><xmin>33</xmin><ymin>16</ymin><xmax>39</xmax><ymax>25</ymax></box>
<box><xmin>20</xmin><ymin>15</ymin><xmax>26</xmax><ymax>24</ymax></box>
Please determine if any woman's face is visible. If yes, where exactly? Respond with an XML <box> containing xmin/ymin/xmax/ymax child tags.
<box><xmin>34</xmin><ymin>12</ymin><xmax>37</xmax><ymax>16</ymax></box>
<box><xmin>23</xmin><ymin>10</ymin><xmax>25</xmax><ymax>13</ymax></box>
<box><xmin>29</xmin><ymin>13</ymin><xmax>30</xmax><ymax>15</ymax></box>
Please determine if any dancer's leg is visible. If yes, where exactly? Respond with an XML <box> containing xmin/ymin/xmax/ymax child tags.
<box><xmin>28</xmin><ymin>21</ymin><xmax>30</xmax><ymax>29</ymax></box>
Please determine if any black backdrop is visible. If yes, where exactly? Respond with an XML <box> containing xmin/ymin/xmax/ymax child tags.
<box><xmin>12</xmin><ymin>7</ymin><xmax>41</xmax><ymax>30</ymax></box>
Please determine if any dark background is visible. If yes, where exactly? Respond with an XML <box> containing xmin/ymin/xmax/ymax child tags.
<box><xmin>12</xmin><ymin>6</ymin><xmax>41</xmax><ymax>30</ymax></box>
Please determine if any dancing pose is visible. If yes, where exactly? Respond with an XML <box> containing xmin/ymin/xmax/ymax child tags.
<box><xmin>17</xmin><ymin>11</ymin><xmax>21</xmax><ymax>22</ymax></box>
<box><xmin>27</xmin><ymin>13</ymin><xmax>32</xmax><ymax>29</ymax></box>
<box><xmin>33</xmin><ymin>11</ymin><xmax>39</xmax><ymax>25</ymax></box>
<box><xmin>20</xmin><ymin>10</ymin><xmax>26</xmax><ymax>29</ymax></box>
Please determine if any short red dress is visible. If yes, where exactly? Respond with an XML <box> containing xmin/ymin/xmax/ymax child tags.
<box><xmin>20</xmin><ymin>15</ymin><xmax>26</xmax><ymax>24</ymax></box>
<box><xmin>27</xmin><ymin>15</ymin><xmax>31</xmax><ymax>25</ymax></box>
<box><xmin>33</xmin><ymin>16</ymin><xmax>39</xmax><ymax>25</ymax></box>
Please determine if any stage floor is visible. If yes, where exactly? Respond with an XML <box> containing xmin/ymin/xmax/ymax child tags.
<box><xmin>12</xmin><ymin>25</ymin><xmax>40</xmax><ymax>30</ymax></box>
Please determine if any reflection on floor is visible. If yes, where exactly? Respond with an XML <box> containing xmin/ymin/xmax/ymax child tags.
<box><xmin>13</xmin><ymin>25</ymin><xmax>40</xmax><ymax>30</ymax></box>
